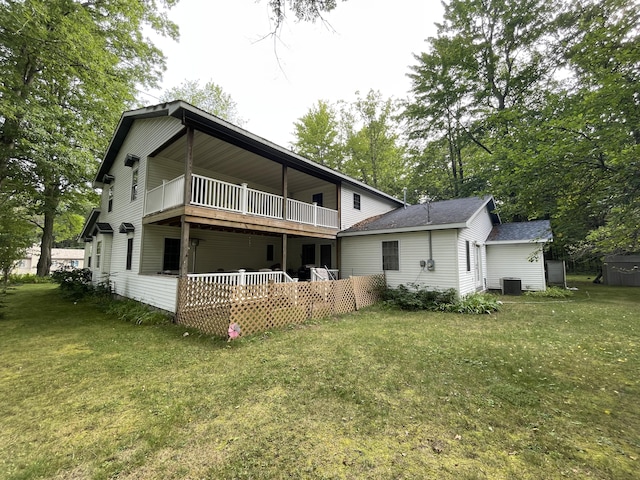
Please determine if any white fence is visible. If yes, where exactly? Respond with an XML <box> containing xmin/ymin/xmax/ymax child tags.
<box><xmin>145</xmin><ymin>174</ymin><xmax>339</xmax><ymax>228</ymax></box>
<box><xmin>187</xmin><ymin>269</ymin><xmax>295</xmax><ymax>286</ymax></box>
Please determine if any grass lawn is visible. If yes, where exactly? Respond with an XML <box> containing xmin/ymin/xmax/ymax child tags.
<box><xmin>1</xmin><ymin>278</ymin><xmax>638</xmax><ymax>479</ymax></box>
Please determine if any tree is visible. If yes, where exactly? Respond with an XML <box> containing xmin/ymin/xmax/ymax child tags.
<box><xmin>0</xmin><ymin>195</ymin><xmax>36</xmax><ymax>286</ymax></box>
<box><xmin>161</xmin><ymin>79</ymin><xmax>244</xmax><ymax>126</ymax></box>
<box><xmin>291</xmin><ymin>100</ymin><xmax>342</xmax><ymax>169</ymax></box>
<box><xmin>0</xmin><ymin>0</ymin><xmax>179</xmax><ymax>275</ymax></box>
<box><xmin>340</xmin><ymin>90</ymin><xmax>407</xmax><ymax>198</ymax></box>
<box><xmin>265</xmin><ymin>0</ymin><xmax>344</xmax><ymax>31</ymax></box>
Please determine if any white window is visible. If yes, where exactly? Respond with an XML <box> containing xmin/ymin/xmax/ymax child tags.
<box><xmin>131</xmin><ymin>167</ymin><xmax>138</xmax><ymax>201</ymax></box>
<box><xmin>96</xmin><ymin>241</ymin><xmax>102</xmax><ymax>269</ymax></box>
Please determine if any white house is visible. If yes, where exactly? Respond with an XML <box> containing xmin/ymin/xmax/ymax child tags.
<box><xmin>80</xmin><ymin>102</ymin><xmax>553</xmax><ymax>314</ymax></box>
<box><xmin>13</xmin><ymin>245</ymin><xmax>84</xmax><ymax>275</ymax></box>
<box><xmin>339</xmin><ymin>196</ymin><xmax>552</xmax><ymax>296</ymax></box>
<box><xmin>79</xmin><ymin>101</ymin><xmax>403</xmax><ymax>312</ymax></box>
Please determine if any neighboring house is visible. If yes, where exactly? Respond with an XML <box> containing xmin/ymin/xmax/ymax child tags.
<box><xmin>339</xmin><ymin>196</ymin><xmax>552</xmax><ymax>296</ymax></box>
<box><xmin>79</xmin><ymin>101</ymin><xmax>403</xmax><ymax>313</ymax></box>
<box><xmin>12</xmin><ymin>245</ymin><xmax>84</xmax><ymax>275</ymax></box>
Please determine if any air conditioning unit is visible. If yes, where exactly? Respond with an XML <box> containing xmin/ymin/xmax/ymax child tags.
<box><xmin>501</xmin><ymin>277</ymin><xmax>522</xmax><ymax>295</ymax></box>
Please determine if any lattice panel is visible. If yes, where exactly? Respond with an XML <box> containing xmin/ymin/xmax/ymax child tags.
<box><xmin>353</xmin><ymin>274</ymin><xmax>385</xmax><ymax>310</ymax></box>
<box><xmin>175</xmin><ymin>274</ymin><xmax>387</xmax><ymax>338</ymax></box>
<box><xmin>176</xmin><ymin>279</ymin><xmax>232</xmax><ymax>336</ymax></box>
<box><xmin>332</xmin><ymin>278</ymin><xmax>357</xmax><ymax>314</ymax></box>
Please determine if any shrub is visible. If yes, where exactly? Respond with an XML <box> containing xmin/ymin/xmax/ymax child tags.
<box><xmin>441</xmin><ymin>292</ymin><xmax>502</xmax><ymax>314</ymax></box>
<box><xmin>383</xmin><ymin>284</ymin><xmax>456</xmax><ymax>311</ymax></box>
<box><xmin>50</xmin><ymin>267</ymin><xmax>94</xmax><ymax>301</ymax></box>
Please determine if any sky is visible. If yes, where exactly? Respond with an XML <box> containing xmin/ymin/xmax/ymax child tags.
<box><xmin>144</xmin><ymin>0</ymin><xmax>444</xmax><ymax>148</ymax></box>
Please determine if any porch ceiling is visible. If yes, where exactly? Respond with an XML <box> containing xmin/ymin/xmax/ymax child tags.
<box><xmin>155</xmin><ymin>131</ymin><xmax>332</xmax><ymax>194</ymax></box>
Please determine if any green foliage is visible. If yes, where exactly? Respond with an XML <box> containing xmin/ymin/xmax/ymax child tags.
<box><xmin>291</xmin><ymin>100</ymin><xmax>343</xmax><ymax>169</ymax></box>
<box><xmin>403</xmin><ymin>0</ymin><xmax>640</xmax><ymax>256</ymax></box>
<box><xmin>385</xmin><ymin>284</ymin><xmax>501</xmax><ymax>314</ymax></box>
<box><xmin>524</xmin><ymin>286</ymin><xmax>573</xmax><ymax>298</ymax></box>
<box><xmin>50</xmin><ymin>267</ymin><xmax>94</xmax><ymax>301</ymax></box>
<box><xmin>7</xmin><ymin>274</ymin><xmax>52</xmax><ymax>285</ymax></box>
<box><xmin>441</xmin><ymin>292</ymin><xmax>502</xmax><ymax>314</ymax></box>
<box><xmin>161</xmin><ymin>78</ymin><xmax>244</xmax><ymax>126</ymax></box>
<box><xmin>0</xmin><ymin>197</ymin><xmax>37</xmax><ymax>283</ymax></box>
<box><xmin>383</xmin><ymin>284</ymin><xmax>457</xmax><ymax>311</ymax></box>
<box><xmin>0</xmin><ymin>0</ymin><xmax>180</xmax><ymax>275</ymax></box>
<box><xmin>103</xmin><ymin>298</ymin><xmax>171</xmax><ymax>326</ymax></box>
<box><xmin>294</xmin><ymin>90</ymin><xmax>407</xmax><ymax>199</ymax></box>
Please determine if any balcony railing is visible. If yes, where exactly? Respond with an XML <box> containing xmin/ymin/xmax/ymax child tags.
<box><xmin>145</xmin><ymin>174</ymin><xmax>339</xmax><ymax>228</ymax></box>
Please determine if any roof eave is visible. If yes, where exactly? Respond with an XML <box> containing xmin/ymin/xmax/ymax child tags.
<box><xmin>338</xmin><ymin>223</ymin><xmax>467</xmax><ymax>237</ymax></box>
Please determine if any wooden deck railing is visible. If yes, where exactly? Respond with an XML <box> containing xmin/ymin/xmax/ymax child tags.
<box><xmin>145</xmin><ymin>174</ymin><xmax>339</xmax><ymax>228</ymax></box>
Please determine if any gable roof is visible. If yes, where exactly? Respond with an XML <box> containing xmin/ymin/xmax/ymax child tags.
<box><xmin>94</xmin><ymin>101</ymin><xmax>403</xmax><ymax>207</ymax></box>
<box><xmin>485</xmin><ymin>220</ymin><xmax>552</xmax><ymax>244</ymax></box>
<box><xmin>339</xmin><ymin>196</ymin><xmax>498</xmax><ymax>236</ymax></box>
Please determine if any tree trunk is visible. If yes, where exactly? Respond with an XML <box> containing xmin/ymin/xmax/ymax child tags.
<box><xmin>36</xmin><ymin>181</ymin><xmax>60</xmax><ymax>276</ymax></box>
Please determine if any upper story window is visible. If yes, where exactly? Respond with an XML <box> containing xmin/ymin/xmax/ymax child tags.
<box><xmin>353</xmin><ymin>193</ymin><xmax>361</xmax><ymax>210</ymax></box>
<box><xmin>107</xmin><ymin>185</ymin><xmax>114</xmax><ymax>212</ymax></box>
<box><xmin>131</xmin><ymin>167</ymin><xmax>138</xmax><ymax>201</ymax></box>
<box><xmin>382</xmin><ymin>241</ymin><xmax>399</xmax><ymax>271</ymax></box>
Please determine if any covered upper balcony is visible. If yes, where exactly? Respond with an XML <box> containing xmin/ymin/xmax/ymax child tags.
<box><xmin>145</xmin><ymin>174</ymin><xmax>339</xmax><ymax>229</ymax></box>
<box><xmin>142</xmin><ymin>126</ymin><xmax>340</xmax><ymax>237</ymax></box>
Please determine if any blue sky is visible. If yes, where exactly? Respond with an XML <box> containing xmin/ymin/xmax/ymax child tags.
<box><xmin>145</xmin><ymin>0</ymin><xmax>443</xmax><ymax>147</ymax></box>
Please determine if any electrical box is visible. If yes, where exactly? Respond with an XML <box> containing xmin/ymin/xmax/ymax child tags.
<box><xmin>501</xmin><ymin>277</ymin><xmax>522</xmax><ymax>295</ymax></box>
<box><xmin>426</xmin><ymin>259</ymin><xmax>435</xmax><ymax>271</ymax></box>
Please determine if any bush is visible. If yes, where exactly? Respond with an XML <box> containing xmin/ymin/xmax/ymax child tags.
<box><xmin>383</xmin><ymin>284</ymin><xmax>456</xmax><ymax>311</ymax></box>
<box><xmin>441</xmin><ymin>292</ymin><xmax>502</xmax><ymax>314</ymax></box>
<box><xmin>50</xmin><ymin>267</ymin><xmax>94</xmax><ymax>301</ymax></box>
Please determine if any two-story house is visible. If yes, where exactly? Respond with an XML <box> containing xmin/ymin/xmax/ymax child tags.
<box><xmin>79</xmin><ymin>101</ymin><xmax>403</xmax><ymax>313</ymax></box>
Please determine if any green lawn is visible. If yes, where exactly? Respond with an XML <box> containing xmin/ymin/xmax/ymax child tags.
<box><xmin>1</xmin><ymin>279</ymin><xmax>638</xmax><ymax>479</ymax></box>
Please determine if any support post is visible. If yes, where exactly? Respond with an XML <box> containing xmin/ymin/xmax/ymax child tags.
<box><xmin>282</xmin><ymin>234</ymin><xmax>288</xmax><ymax>276</ymax></box>
<box><xmin>282</xmin><ymin>164</ymin><xmax>288</xmax><ymax>221</ymax></box>
<box><xmin>184</xmin><ymin>127</ymin><xmax>194</xmax><ymax>206</ymax></box>
<box><xmin>313</xmin><ymin>202</ymin><xmax>318</xmax><ymax>226</ymax></box>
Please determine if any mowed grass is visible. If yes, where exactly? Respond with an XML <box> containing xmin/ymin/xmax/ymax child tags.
<box><xmin>0</xmin><ymin>279</ymin><xmax>638</xmax><ymax>479</ymax></box>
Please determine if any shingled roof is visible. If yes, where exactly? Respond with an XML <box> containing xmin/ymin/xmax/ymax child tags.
<box><xmin>486</xmin><ymin>219</ymin><xmax>552</xmax><ymax>243</ymax></box>
<box><xmin>339</xmin><ymin>196</ymin><xmax>498</xmax><ymax>236</ymax></box>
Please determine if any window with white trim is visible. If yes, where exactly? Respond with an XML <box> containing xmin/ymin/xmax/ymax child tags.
<box><xmin>382</xmin><ymin>241</ymin><xmax>399</xmax><ymax>271</ymax></box>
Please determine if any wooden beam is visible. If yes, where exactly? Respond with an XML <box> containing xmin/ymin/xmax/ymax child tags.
<box><xmin>179</xmin><ymin>215</ymin><xmax>190</xmax><ymax>276</ymax></box>
<box><xmin>184</xmin><ymin>126</ymin><xmax>194</xmax><ymax>205</ymax></box>
<box><xmin>282</xmin><ymin>233</ymin><xmax>288</xmax><ymax>273</ymax></box>
<box><xmin>282</xmin><ymin>164</ymin><xmax>288</xmax><ymax>220</ymax></box>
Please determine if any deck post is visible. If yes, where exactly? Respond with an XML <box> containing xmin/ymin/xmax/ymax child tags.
<box><xmin>238</xmin><ymin>269</ymin><xmax>246</xmax><ymax>285</ymax></box>
<box><xmin>282</xmin><ymin>233</ymin><xmax>287</xmax><ymax>275</ymax></box>
<box><xmin>313</xmin><ymin>202</ymin><xmax>318</xmax><ymax>226</ymax></box>
<box><xmin>282</xmin><ymin>165</ymin><xmax>288</xmax><ymax>221</ymax></box>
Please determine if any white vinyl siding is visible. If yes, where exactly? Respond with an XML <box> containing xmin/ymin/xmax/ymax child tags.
<box><xmin>457</xmin><ymin>208</ymin><xmax>494</xmax><ymax>296</ymax></box>
<box><xmin>340</xmin><ymin>184</ymin><xmax>399</xmax><ymax>230</ymax></box>
<box><xmin>340</xmin><ymin>230</ymin><xmax>458</xmax><ymax>289</ymax></box>
<box><xmin>486</xmin><ymin>243</ymin><xmax>546</xmax><ymax>291</ymax></box>
<box><xmin>92</xmin><ymin>117</ymin><xmax>184</xmax><ymax>307</ymax></box>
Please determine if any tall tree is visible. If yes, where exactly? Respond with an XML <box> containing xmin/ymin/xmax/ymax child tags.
<box><xmin>161</xmin><ymin>79</ymin><xmax>244</xmax><ymax>126</ymax></box>
<box><xmin>340</xmin><ymin>90</ymin><xmax>407</xmax><ymax>198</ymax></box>
<box><xmin>291</xmin><ymin>100</ymin><xmax>342</xmax><ymax>169</ymax></box>
<box><xmin>0</xmin><ymin>0</ymin><xmax>179</xmax><ymax>275</ymax></box>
